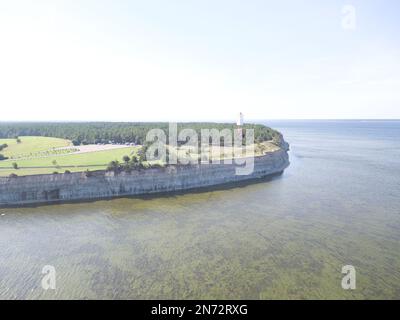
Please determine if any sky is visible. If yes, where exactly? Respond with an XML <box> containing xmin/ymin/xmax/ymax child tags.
<box><xmin>0</xmin><ymin>0</ymin><xmax>399</xmax><ymax>122</ymax></box>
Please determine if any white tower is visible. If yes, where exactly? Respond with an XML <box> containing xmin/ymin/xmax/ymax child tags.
<box><xmin>237</xmin><ymin>112</ymin><xmax>244</xmax><ymax>126</ymax></box>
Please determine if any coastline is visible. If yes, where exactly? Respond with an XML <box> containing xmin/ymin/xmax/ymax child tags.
<box><xmin>0</xmin><ymin>146</ymin><xmax>290</xmax><ymax>207</ymax></box>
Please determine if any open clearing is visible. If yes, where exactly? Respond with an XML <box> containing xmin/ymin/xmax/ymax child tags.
<box><xmin>0</xmin><ymin>136</ymin><xmax>277</xmax><ymax>177</ymax></box>
<box><xmin>0</xmin><ymin>136</ymin><xmax>138</xmax><ymax>176</ymax></box>
<box><xmin>0</xmin><ymin>136</ymin><xmax>71</xmax><ymax>159</ymax></box>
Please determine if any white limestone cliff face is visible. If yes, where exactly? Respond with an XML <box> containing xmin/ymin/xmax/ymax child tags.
<box><xmin>0</xmin><ymin>146</ymin><xmax>290</xmax><ymax>207</ymax></box>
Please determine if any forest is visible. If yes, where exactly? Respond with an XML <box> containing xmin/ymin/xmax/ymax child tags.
<box><xmin>0</xmin><ymin>122</ymin><xmax>280</xmax><ymax>146</ymax></box>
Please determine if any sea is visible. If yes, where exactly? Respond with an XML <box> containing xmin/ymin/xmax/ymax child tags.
<box><xmin>0</xmin><ymin>120</ymin><xmax>399</xmax><ymax>299</ymax></box>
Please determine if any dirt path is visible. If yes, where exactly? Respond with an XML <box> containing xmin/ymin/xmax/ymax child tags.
<box><xmin>3</xmin><ymin>144</ymin><xmax>136</xmax><ymax>162</ymax></box>
<box><xmin>54</xmin><ymin>144</ymin><xmax>134</xmax><ymax>155</ymax></box>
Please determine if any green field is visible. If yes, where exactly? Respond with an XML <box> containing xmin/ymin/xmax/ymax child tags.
<box><xmin>0</xmin><ymin>135</ymin><xmax>271</xmax><ymax>177</ymax></box>
<box><xmin>0</xmin><ymin>136</ymin><xmax>71</xmax><ymax>159</ymax></box>
<box><xmin>0</xmin><ymin>136</ymin><xmax>138</xmax><ymax>176</ymax></box>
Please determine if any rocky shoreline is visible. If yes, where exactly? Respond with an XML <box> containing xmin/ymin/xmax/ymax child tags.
<box><xmin>0</xmin><ymin>141</ymin><xmax>290</xmax><ymax>207</ymax></box>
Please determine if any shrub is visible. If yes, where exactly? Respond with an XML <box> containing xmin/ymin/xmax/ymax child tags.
<box><xmin>123</xmin><ymin>163</ymin><xmax>132</xmax><ymax>173</ymax></box>
<box><xmin>12</xmin><ymin>162</ymin><xmax>18</xmax><ymax>169</ymax></box>
<box><xmin>64</xmin><ymin>170</ymin><xmax>71</xmax><ymax>174</ymax></box>
<box><xmin>107</xmin><ymin>160</ymin><xmax>121</xmax><ymax>172</ymax></box>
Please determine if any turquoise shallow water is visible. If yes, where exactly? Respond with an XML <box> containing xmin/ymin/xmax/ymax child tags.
<box><xmin>0</xmin><ymin>120</ymin><xmax>399</xmax><ymax>299</ymax></box>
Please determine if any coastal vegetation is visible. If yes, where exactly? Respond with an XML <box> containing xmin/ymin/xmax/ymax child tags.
<box><xmin>0</xmin><ymin>122</ymin><xmax>279</xmax><ymax>145</ymax></box>
<box><xmin>0</xmin><ymin>141</ymin><xmax>138</xmax><ymax>176</ymax></box>
<box><xmin>0</xmin><ymin>123</ymin><xmax>282</xmax><ymax>177</ymax></box>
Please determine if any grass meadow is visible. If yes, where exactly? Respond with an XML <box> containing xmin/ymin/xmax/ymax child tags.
<box><xmin>0</xmin><ymin>136</ymin><xmax>137</xmax><ymax>176</ymax></box>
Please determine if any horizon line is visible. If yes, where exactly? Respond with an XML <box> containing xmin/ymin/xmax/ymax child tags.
<box><xmin>1</xmin><ymin>119</ymin><xmax>400</xmax><ymax>123</ymax></box>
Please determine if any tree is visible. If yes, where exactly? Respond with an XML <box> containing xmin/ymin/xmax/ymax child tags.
<box><xmin>123</xmin><ymin>155</ymin><xmax>131</xmax><ymax>163</ymax></box>
<box><xmin>107</xmin><ymin>160</ymin><xmax>121</xmax><ymax>173</ymax></box>
<box><xmin>64</xmin><ymin>170</ymin><xmax>71</xmax><ymax>174</ymax></box>
<box><xmin>52</xmin><ymin>159</ymin><xmax>61</xmax><ymax>169</ymax></box>
<box><xmin>0</xmin><ymin>122</ymin><xmax>277</xmax><ymax>146</ymax></box>
<box><xmin>16</xmin><ymin>138</ymin><xmax>21</xmax><ymax>144</ymax></box>
<box><xmin>12</xmin><ymin>162</ymin><xmax>18</xmax><ymax>170</ymax></box>
<box><xmin>131</xmin><ymin>155</ymin><xmax>139</xmax><ymax>164</ymax></box>
<box><xmin>138</xmin><ymin>145</ymin><xmax>148</xmax><ymax>163</ymax></box>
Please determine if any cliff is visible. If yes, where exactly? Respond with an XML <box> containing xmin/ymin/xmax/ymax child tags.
<box><xmin>0</xmin><ymin>147</ymin><xmax>289</xmax><ymax>207</ymax></box>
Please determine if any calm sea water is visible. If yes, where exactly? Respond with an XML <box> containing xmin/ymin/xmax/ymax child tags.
<box><xmin>0</xmin><ymin>120</ymin><xmax>399</xmax><ymax>299</ymax></box>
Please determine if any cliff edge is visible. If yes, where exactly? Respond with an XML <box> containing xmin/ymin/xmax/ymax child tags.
<box><xmin>0</xmin><ymin>141</ymin><xmax>290</xmax><ymax>207</ymax></box>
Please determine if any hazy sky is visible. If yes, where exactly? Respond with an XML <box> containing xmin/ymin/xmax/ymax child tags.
<box><xmin>0</xmin><ymin>0</ymin><xmax>399</xmax><ymax>121</ymax></box>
